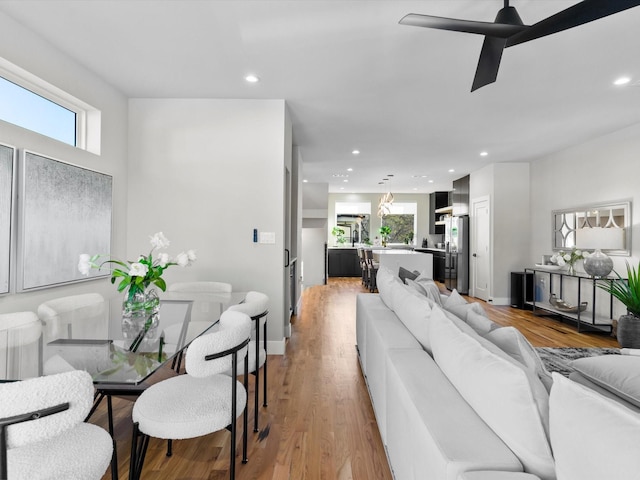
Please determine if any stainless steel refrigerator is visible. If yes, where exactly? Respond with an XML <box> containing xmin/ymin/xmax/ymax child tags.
<box><xmin>445</xmin><ymin>215</ymin><xmax>469</xmax><ymax>294</ymax></box>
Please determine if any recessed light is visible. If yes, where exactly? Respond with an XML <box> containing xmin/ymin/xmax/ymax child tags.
<box><xmin>343</xmin><ymin>179</ymin><xmax>348</xmax><ymax>183</ymax></box>
<box><xmin>332</xmin><ymin>174</ymin><xmax>349</xmax><ymax>177</ymax></box>
<box><xmin>352</xmin><ymin>150</ymin><xmax>360</xmax><ymax>155</ymax></box>
<box><xmin>303</xmin><ymin>179</ymin><xmax>308</xmax><ymax>183</ymax></box>
<box><xmin>448</xmin><ymin>169</ymin><xmax>455</xmax><ymax>173</ymax></box>
<box><xmin>428</xmin><ymin>180</ymin><xmax>434</xmax><ymax>183</ymax></box>
<box><xmin>413</xmin><ymin>188</ymin><xmax>418</xmax><ymax>191</ymax></box>
<box><xmin>480</xmin><ymin>151</ymin><xmax>488</xmax><ymax>157</ymax></box>
<box><xmin>340</xmin><ymin>187</ymin><xmax>345</xmax><ymax>190</ymax></box>
<box><xmin>347</xmin><ymin>168</ymin><xmax>353</xmax><ymax>172</ymax></box>
<box><xmin>614</xmin><ymin>76</ymin><xmax>631</xmax><ymax>86</ymax></box>
<box><xmin>245</xmin><ymin>74</ymin><xmax>260</xmax><ymax>83</ymax></box>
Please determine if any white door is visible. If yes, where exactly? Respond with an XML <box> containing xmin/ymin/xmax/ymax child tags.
<box><xmin>471</xmin><ymin>196</ymin><xmax>491</xmax><ymax>301</ymax></box>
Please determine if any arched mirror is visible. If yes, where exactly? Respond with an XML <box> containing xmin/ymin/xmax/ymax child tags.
<box><xmin>552</xmin><ymin>201</ymin><xmax>631</xmax><ymax>256</ymax></box>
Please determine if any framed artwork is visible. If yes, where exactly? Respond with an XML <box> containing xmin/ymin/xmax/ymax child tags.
<box><xmin>18</xmin><ymin>151</ymin><xmax>112</xmax><ymax>291</ymax></box>
<box><xmin>0</xmin><ymin>144</ymin><xmax>15</xmax><ymax>294</ymax></box>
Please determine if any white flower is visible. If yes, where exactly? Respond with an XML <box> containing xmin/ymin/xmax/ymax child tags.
<box><xmin>575</xmin><ymin>249</ymin><xmax>582</xmax><ymax>257</ymax></box>
<box><xmin>78</xmin><ymin>254</ymin><xmax>92</xmax><ymax>275</ymax></box>
<box><xmin>149</xmin><ymin>232</ymin><xmax>170</xmax><ymax>250</ymax></box>
<box><xmin>556</xmin><ymin>257</ymin><xmax>566</xmax><ymax>266</ymax></box>
<box><xmin>186</xmin><ymin>249</ymin><xmax>197</xmax><ymax>262</ymax></box>
<box><xmin>157</xmin><ymin>252</ymin><xmax>170</xmax><ymax>268</ymax></box>
<box><xmin>582</xmin><ymin>251</ymin><xmax>590</xmax><ymax>258</ymax></box>
<box><xmin>129</xmin><ymin>262</ymin><xmax>149</xmax><ymax>277</ymax></box>
<box><xmin>563</xmin><ymin>253</ymin><xmax>571</xmax><ymax>262</ymax></box>
<box><xmin>175</xmin><ymin>252</ymin><xmax>189</xmax><ymax>267</ymax></box>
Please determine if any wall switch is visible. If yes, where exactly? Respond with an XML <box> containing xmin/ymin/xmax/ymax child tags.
<box><xmin>259</xmin><ymin>232</ymin><xmax>276</xmax><ymax>244</ymax></box>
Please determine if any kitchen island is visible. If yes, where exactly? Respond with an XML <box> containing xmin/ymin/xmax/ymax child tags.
<box><xmin>372</xmin><ymin>248</ymin><xmax>433</xmax><ymax>278</ymax></box>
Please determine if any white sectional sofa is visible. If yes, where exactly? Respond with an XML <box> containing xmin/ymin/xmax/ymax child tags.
<box><xmin>356</xmin><ymin>267</ymin><xmax>640</xmax><ymax>480</ymax></box>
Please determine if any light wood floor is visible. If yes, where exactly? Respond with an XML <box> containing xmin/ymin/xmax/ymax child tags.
<box><xmin>98</xmin><ymin>278</ymin><xmax>617</xmax><ymax>480</ymax></box>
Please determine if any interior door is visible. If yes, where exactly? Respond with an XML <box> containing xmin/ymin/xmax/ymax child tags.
<box><xmin>471</xmin><ymin>196</ymin><xmax>491</xmax><ymax>301</ymax></box>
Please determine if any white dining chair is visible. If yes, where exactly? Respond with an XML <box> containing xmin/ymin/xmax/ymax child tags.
<box><xmin>37</xmin><ymin>293</ymin><xmax>108</xmax><ymax>343</ymax></box>
<box><xmin>226</xmin><ymin>291</ymin><xmax>269</xmax><ymax>432</ymax></box>
<box><xmin>0</xmin><ymin>370</ymin><xmax>113</xmax><ymax>480</ymax></box>
<box><xmin>0</xmin><ymin>311</ymin><xmax>43</xmax><ymax>380</ymax></box>
<box><xmin>129</xmin><ymin>310</ymin><xmax>251</xmax><ymax>480</ymax></box>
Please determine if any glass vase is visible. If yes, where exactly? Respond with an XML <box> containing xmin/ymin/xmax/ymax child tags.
<box><xmin>567</xmin><ymin>264</ymin><xmax>576</xmax><ymax>276</ymax></box>
<box><xmin>122</xmin><ymin>286</ymin><xmax>160</xmax><ymax>351</ymax></box>
<box><xmin>583</xmin><ymin>249</ymin><xmax>614</xmax><ymax>278</ymax></box>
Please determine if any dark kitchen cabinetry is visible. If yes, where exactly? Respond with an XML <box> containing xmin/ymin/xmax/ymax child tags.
<box><xmin>432</xmin><ymin>250</ymin><xmax>446</xmax><ymax>283</ymax></box>
<box><xmin>429</xmin><ymin>191</ymin><xmax>452</xmax><ymax>235</ymax></box>
<box><xmin>328</xmin><ymin>248</ymin><xmax>362</xmax><ymax>277</ymax></box>
<box><xmin>452</xmin><ymin>174</ymin><xmax>470</xmax><ymax>216</ymax></box>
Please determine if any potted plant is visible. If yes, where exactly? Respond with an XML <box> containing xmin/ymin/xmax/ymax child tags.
<box><xmin>379</xmin><ymin>225</ymin><xmax>391</xmax><ymax>247</ymax></box>
<box><xmin>597</xmin><ymin>261</ymin><xmax>640</xmax><ymax>348</ymax></box>
<box><xmin>331</xmin><ymin>226</ymin><xmax>346</xmax><ymax>246</ymax></box>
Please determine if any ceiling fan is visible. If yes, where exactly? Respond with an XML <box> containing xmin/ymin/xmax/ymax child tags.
<box><xmin>399</xmin><ymin>0</ymin><xmax>640</xmax><ymax>92</ymax></box>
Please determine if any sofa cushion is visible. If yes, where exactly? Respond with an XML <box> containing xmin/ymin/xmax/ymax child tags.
<box><xmin>430</xmin><ymin>308</ymin><xmax>555</xmax><ymax>480</ymax></box>
<box><xmin>376</xmin><ymin>266</ymin><xmax>404</xmax><ymax>311</ymax></box>
<box><xmin>392</xmin><ymin>281</ymin><xmax>434</xmax><ymax>354</ymax></box>
<box><xmin>443</xmin><ymin>288</ymin><xmax>466</xmax><ymax>308</ymax></box>
<box><xmin>458</xmin><ymin>472</ymin><xmax>542</xmax><ymax>480</ymax></box>
<box><xmin>405</xmin><ymin>278</ymin><xmax>427</xmax><ymax>296</ymax></box>
<box><xmin>550</xmin><ymin>373</ymin><xmax>640</xmax><ymax>480</ymax></box>
<box><xmin>569</xmin><ymin>355</ymin><xmax>640</xmax><ymax>409</ymax></box>
<box><xmin>386</xmin><ymin>349</ymin><xmax>523</xmax><ymax>480</ymax></box>
<box><xmin>484</xmin><ymin>327</ymin><xmax>553</xmax><ymax>392</ymax></box>
<box><xmin>466</xmin><ymin>310</ymin><xmax>501</xmax><ymax>336</ymax></box>
<box><xmin>398</xmin><ymin>266</ymin><xmax>420</xmax><ymax>284</ymax></box>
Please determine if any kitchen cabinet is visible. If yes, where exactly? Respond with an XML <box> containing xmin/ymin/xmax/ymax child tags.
<box><xmin>452</xmin><ymin>174</ymin><xmax>470</xmax><ymax>216</ymax></box>
<box><xmin>429</xmin><ymin>191</ymin><xmax>452</xmax><ymax>235</ymax></box>
<box><xmin>415</xmin><ymin>248</ymin><xmax>445</xmax><ymax>282</ymax></box>
<box><xmin>328</xmin><ymin>248</ymin><xmax>362</xmax><ymax>277</ymax></box>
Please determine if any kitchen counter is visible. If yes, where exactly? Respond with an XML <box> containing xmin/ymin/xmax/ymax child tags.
<box><xmin>414</xmin><ymin>247</ymin><xmax>445</xmax><ymax>253</ymax></box>
<box><xmin>372</xmin><ymin>249</ymin><xmax>433</xmax><ymax>277</ymax></box>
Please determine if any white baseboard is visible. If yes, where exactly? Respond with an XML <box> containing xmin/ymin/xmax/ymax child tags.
<box><xmin>267</xmin><ymin>338</ymin><xmax>286</xmax><ymax>355</ymax></box>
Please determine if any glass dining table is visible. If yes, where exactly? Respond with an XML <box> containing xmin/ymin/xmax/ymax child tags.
<box><xmin>0</xmin><ymin>290</ymin><xmax>247</xmax><ymax>480</ymax></box>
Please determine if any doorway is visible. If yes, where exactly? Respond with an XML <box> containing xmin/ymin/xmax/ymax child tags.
<box><xmin>471</xmin><ymin>196</ymin><xmax>491</xmax><ymax>301</ymax></box>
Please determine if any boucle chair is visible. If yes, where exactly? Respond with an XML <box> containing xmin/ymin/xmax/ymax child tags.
<box><xmin>226</xmin><ymin>291</ymin><xmax>269</xmax><ymax>432</ymax></box>
<box><xmin>0</xmin><ymin>311</ymin><xmax>43</xmax><ymax>379</ymax></box>
<box><xmin>129</xmin><ymin>310</ymin><xmax>251</xmax><ymax>480</ymax></box>
<box><xmin>0</xmin><ymin>370</ymin><xmax>113</xmax><ymax>480</ymax></box>
<box><xmin>36</xmin><ymin>292</ymin><xmax>107</xmax><ymax>343</ymax></box>
<box><xmin>166</xmin><ymin>281</ymin><xmax>233</xmax><ymax>372</ymax></box>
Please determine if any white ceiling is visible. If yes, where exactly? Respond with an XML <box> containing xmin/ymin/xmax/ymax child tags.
<box><xmin>2</xmin><ymin>0</ymin><xmax>639</xmax><ymax>194</ymax></box>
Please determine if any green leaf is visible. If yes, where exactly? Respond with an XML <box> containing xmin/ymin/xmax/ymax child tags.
<box><xmin>153</xmin><ymin>277</ymin><xmax>167</xmax><ymax>291</ymax></box>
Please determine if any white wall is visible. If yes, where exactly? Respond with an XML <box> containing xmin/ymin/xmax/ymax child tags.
<box><xmin>529</xmin><ymin>122</ymin><xmax>640</xmax><ymax>272</ymax></box>
<box><xmin>301</xmin><ymin>228</ymin><xmax>327</xmax><ymax>287</ymax></box>
<box><xmin>0</xmin><ymin>11</ymin><xmax>129</xmax><ymax>314</ymax></box>
<box><xmin>470</xmin><ymin>163</ymin><xmax>530</xmax><ymax>304</ymax></box>
<box><xmin>128</xmin><ymin>98</ymin><xmax>291</xmax><ymax>353</ymax></box>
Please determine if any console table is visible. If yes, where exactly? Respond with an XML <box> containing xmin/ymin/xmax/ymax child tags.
<box><xmin>524</xmin><ymin>267</ymin><xmax>617</xmax><ymax>334</ymax></box>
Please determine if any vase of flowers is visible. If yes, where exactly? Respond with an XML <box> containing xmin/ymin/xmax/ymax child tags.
<box><xmin>78</xmin><ymin>232</ymin><xmax>196</xmax><ymax>351</ymax></box>
<box><xmin>550</xmin><ymin>247</ymin><xmax>590</xmax><ymax>276</ymax></box>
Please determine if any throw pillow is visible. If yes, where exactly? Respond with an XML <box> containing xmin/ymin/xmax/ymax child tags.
<box><xmin>570</xmin><ymin>355</ymin><xmax>640</xmax><ymax>409</ymax></box>
<box><xmin>465</xmin><ymin>310</ymin><xmax>501</xmax><ymax>336</ymax></box>
<box><xmin>392</xmin><ymin>281</ymin><xmax>434</xmax><ymax>353</ymax></box>
<box><xmin>484</xmin><ymin>327</ymin><xmax>553</xmax><ymax>392</ymax></box>
<box><xmin>398</xmin><ymin>267</ymin><xmax>420</xmax><ymax>284</ymax></box>
<box><xmin>445</xmin><ymin>302</ymin><xmax>488</xmax><ymax>322</ymax></box>
<box><xmin>443</xmin><ymin>288</ymin><xmax>467</xmax><ymax>308</ymax></box>
<box><xmin>550</xmin><ymin>373</ymin><xmax>640</xmax><ymax>480</ymax></box>
<box><xmin>376</xmin><ymin>266</ymin><xmax>404</xmax><ymax>311</ymax></box>
<box><xmin>430</xmin><ymin>308</ymin><xmax>554</xmax><ymax>480</ymax></box>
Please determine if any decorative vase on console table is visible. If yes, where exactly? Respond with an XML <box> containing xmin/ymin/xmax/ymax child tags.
<box><xmin>583</xmin><ymin>249</ymin><xmax>614</xmax><ymax>278</ymax></box>
<box><xmin>78</xmin><ymin>231</ymin><xmax>196</xmax><ymax>352</ymax></box>
<box><xmin>597</xmin><ymin>261</ymin><xmax>640</xmax><ymax>348</ymax></box>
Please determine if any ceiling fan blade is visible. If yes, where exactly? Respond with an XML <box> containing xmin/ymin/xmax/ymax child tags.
<box><xmin>506</xmin><ymin>0</ymin><xmax>640</xmax><ymax>47</ymax></box>
<box><xmin>400</xmin><ymin>13</ymin><xmax>526</xmax><ymax>38</ymax></box>
<box><xmin>471</xmin><ymin>36</ymin><xmax>507</xmax><ymax>92</ymax></box>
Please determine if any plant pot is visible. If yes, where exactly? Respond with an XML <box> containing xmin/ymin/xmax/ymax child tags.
<box><xmin>616</xmin><ymin>314</ymin><xmax>640</xmax><ymax>349</ymax></box>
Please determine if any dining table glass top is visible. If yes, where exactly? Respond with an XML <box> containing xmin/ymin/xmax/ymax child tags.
<box><xmin>0</xmin><ymin>291</ymin><xmax>247</xmax><ymax>385</ymax></box>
